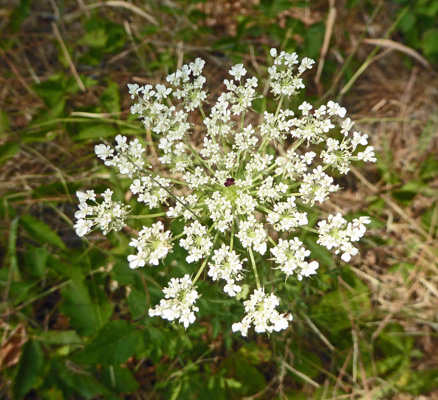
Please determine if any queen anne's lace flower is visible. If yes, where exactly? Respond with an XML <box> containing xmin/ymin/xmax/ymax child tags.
<box><xmin>74</xmin><ymin>189</ymin><xmax>130</xmax><ymax>237</ymax></box>
<box><xmin>149</xmin><ymin>275</ymin><xmax>199</xmax><ymax>328</ymax></box>
<box><xmin>128</xmin><ymin>222</ymin><xmax>173</xmax><ymax>268</ymax></box>
<box><xmin>208</xmin><ymin>244</ymin><xmax>245</xmax><ymax>297</ymax></box>
<box><xmin>317</xmin><ymin>213</ymin><xmax>371</xmax><ymax>262</ymax></box>
<box><xmin>180</xmin><ymin>221</ymin><xmax>213</xmax><ymax>263</ymax></box>
<box><xmin>76</xmin><ymin>49</ymin><xmax>375</xmax><ymax>335</ymax></box>
<box><xmin>232</xmin><ymin>289</ymin><xmax>293</xmax><ymax>336</ymax></box>
<box><xmin>271</xmin><ymin>238</ymin><xmax>319</xmax><ymax>280</ymax></box>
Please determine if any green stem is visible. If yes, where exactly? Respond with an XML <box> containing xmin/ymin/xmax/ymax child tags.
<box><xmin>127</xmin><ymin>212</ymin><xmax>167</xmax><ymax>219</ymax></box>
<box><xmin>172</xmin><ymin>231</ymin><xmax>186</xmax><ymax>242</ymax></box>
<box><xmin>192</xmin><ymin>233</ymin><xmax>219</xmax><ymax>285</ymax></box>
<box><xmin>301</xmin><ymin>226</ymin><xmax>319</xmax><ymax>234</ymax></box>
<box><xmin>267</xmin><ymin>235</ymin><xmax>276</xmax><ymax>247</ymax></box>
<box><xmin>199</xmin><ymin>106</ymin><xmax>207</xmax><ymax>120</ymax></box>
<box><xmin>274</xmin><ymin>95</ymin><xmax>284</xmax><ymax>118</ymax></box>
<box><xmin>184</xmin><ymin>138</ymin><xmax>216</xmax><ymax>176</ymax></box>
<box><xmin>249</xmin><ymin>247</ymin><xmax>261</xmax><ymax>290</ymax></box>
<box><xmin>230</xmin><ymin>220</ymin><xmax>235</xmax><ymax>252</ymax></box>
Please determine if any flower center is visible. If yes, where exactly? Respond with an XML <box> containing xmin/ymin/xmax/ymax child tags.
<box><xmin>224</xmin><ymin>177</ymin><xmax>235</xmax><ymax>187</ymax></box>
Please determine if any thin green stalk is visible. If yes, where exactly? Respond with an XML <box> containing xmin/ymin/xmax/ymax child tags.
<box><xmin>184</xmin><ymin>138</ymin><xmax>216</xmax><ymax>176</ymax></box>
<box><xmin>172</xmin><ymin>231</ymin><xmax>186</xmax><ymax>242</ymax></box>
<box><xmin>199</xmin><ymin>106</ymin><xmax>207</xmax><ymax>120</ymax></box>
<box><xmin>240</xmin><ymin>111</ymin><xmax>246</xmax><ymax>132</ymax></box>
<box><xmin>267</xmin><ymin>235</ymin><xmax>277</xmax><ymax>247</ymax></box>
<box><xmin>192</xmin><ymin>233</ymin><xmax>219</xmax><ymax>285</ymax></box>
<box><xmin>301</xmin><ymin>226</ymin><xmax>319</xmax><ymax>234</ymax></box>
<box><xmin>230</xmin><ymin>220</ymin><xmax>235</xmax><ymax>252</ymax></box>
<box><xmin>249</xmin><ymin>247</ymin><xmax>261</xmax><ymax>290</ymax></box>
<box><xmin>126</xmin><ymin>212</ymin><xmax>167</xmax><ymax>219</ymax></box>
<box><xmin>338</xmin><ymin>5</ymin><xmax>409</xmax><ymax>97</ymax></box>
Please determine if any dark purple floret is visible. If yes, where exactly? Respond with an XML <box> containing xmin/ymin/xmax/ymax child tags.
<box><xmin>224</xmin><ymin>178</ymin><xmax>235</xmax><ymax>187</ymax></box>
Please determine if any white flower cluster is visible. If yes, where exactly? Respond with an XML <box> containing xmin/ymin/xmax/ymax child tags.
<box><xmin>130</xmin><ymin>175</ymin><xmax>171</xmax><ymax>209</ymax></box>
<box><xmin>317</xmin><ymin>213</ymin><xmax>371</xmax><ymax>262</ymax></box>
<box><xmin>268</xmin><ymin>48</ymin><xmax>314</xmax><ymax>96</ymax></box>
<box><xmin>76</xmin><ymin>49</ymin><xmax>376</xmax><ymax>335</ymax></box>
<box><xmin>74</xmin><ymin>189</ymin><xmax>130</xmax><ymax>237</ymax></box>
<box><xmin>128</xmin><ymin>221</ymin><xmax>173</xmax><ymax>268</ymax></box>
<box><xmin>180</xmin><ymin>221</ymin><xmax>213</xmax><ymax>263</ymax></box>
<box><xmin>149</xmin><ymin>275</ymin><xmax>199</xmax><ymax>328</ymax></box>
<box><xmin>231</xmin><ymin>289</ymin><xmax>293</xmax><ymax>337</ymax></box>
<box><xmin>208</xmin><ymin>244</ymin><xmax>245</xmax><ymax>297</ymax></box>
<box><xmin>271</xmin><ymin>238</ymin><xmax>319</xmax><ymax>280</ymax></box>
<box><xmin>95</xmin><ymin>134</ymin><xmax>146</xmax><ymax>178</ymax></box>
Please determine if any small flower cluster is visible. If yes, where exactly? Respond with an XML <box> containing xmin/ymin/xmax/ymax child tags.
<box><xmin>128</xmin><ymin>221</ymin><xmax>173</xmax><ymax>268</ymax></box>
<box><xmin>74</xmin><ymin>189</ymin><xmax>130</xmax><ymax>237</ymax></box>
<box><xmin>317</xmin><ymin>213</ymin><xmax>371</xmax><ymax>262</ymax></box>
<box><xmin>208</xmin><ymin>244</ymin><xmax>245</xmax><ymax>297</ymax></box>
<box><xmin>75</xmin><ymin>50</ymin><xmax>375</xmax><ymax>336</ymax></box>
<box><xmin>231</xmin><ymin>289</ymin><xmax>293</xmax><ymax>337</ymax></box>
<box><xmin>149</xmin><ymin>275</ymin><xmax>199</xmax><ymax>328</ymax></box>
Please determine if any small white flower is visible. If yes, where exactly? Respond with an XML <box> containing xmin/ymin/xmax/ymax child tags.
<box><xmin>358</xmin><ymin>146</ymin><xmax>377</xmax><ymax>162</ymax></box>
<box><xmin>298</xmin><ymin>101</ymin><xmax>313</xmax><ymax>116</ymax></box>
<box><xmin>229</xmin><ymin>64</ymin><xmax>247</xmax><ymax>80</ymax></box>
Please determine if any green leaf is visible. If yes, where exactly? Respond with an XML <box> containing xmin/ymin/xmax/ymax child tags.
<box><xmin>59</xmin><ymin>368</ymin><xmax>116</xmax><ymax>400</ymax></box>
<box><xmin>0</xmin><ymin>142</ymin><xmax>19</xmax><ymax>167</ymax></box>
<box><xmin>79</xmin><ymin>28</ymin><xmax>108</xmax><ymax>48</ymax></box>
<box><xmin>20</xmin><ymin>215</ymin><xmax>66</xmax><ymax>249</ymax></box>
<box><xmin>76</xmin><ymin>124</ymin><xmax>118</xmax><ymax>140</ymax></box>
<box><xmin>37</xmin><ymin>330</ymin><xmax>82</xmax><ymax>345</ymax></box>
<box><xmin>422</xmin><ymin>29</ymin><xmax>438</xmax><ymax>56</ymax></box>
<box><xmin>259</xmin><ymin>0</ymin><xmax>293</xmax><ymax>18</ymax></box>
<box><xmin>24</xmin><ymin>246</ymin><xmax>48</xmax><ymax>277</ymax></box>
<box><xmin>128</xmin><ymin>288</ymin><xmax>148</xmax><ymax>319</ymax></box>
<box><xmin>100</xmin><ymin>81</ymin><xmax>120</xmax><ymax>114</ymax></box>
<box><xmin>73</xmin><ymin>320</ymin><xmax>142</xmax><ymax>365</ymax></box>
<box><xmin>101</xmin><ymin>366</ymin><xmax>139</xmax><ymax>393</ymax></box>
<box><xmin>13</xmin><ymin>340</ymin><xmax>43</xmax><ymax>399</ymax></box>
<box><xmin>234</xmin><ymin>357</ymin><xmax>266</xmax><ymax>395</ymax></box>
<box><xmin>60</xmin><ymin>280</ymin><xmax>112</xmax><ymax>336</ymax></box>
<box><xmin>10</xmin><ymin>0</ymin><xmax>30</xmax><ymax>32</ymax></box>
<box><xmin>0</xmin><ymin>109</ymin><xmax>10</xmax><ymax>135</ymax></box>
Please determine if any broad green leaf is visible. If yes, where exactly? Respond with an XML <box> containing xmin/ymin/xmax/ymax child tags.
<box><xmin>128</xmin><ymin>288</ymin><xmax>148</xmax><ymax>319</ymax></box>
<box><xmin>10</xmin><ymin>0</ymin><xmax>30</xmax><ymax>32</ymax></box>
<box><xmin>13</xmin><ymin>340</ymin><xmax>43</xmax><ymax>399</ymax></box>
<box><xmin>59</xmin><ymin>368</ymin><xmax>116</xmax><ymax>400</ymax></box>
<box><xmin>24</xmin><ymin>246</ymin><xmax>47</xmax><ymax>277</ymax></box>
<box><xmin>20</xmin><ymin>215</ymin><xmax>66</xmax><ymax>249</ymax></box>
<box><xmin>73</xmin><ymin>320</ymin><xmax>142</xmax><ymax>365</ymax></box>
<box><xmin>60</xmin><ymin>280</ymin><xmax>112</xmax><ymax>336</ymax></box>
<box><xmin>422</xmin><ymin>29</ymin><xmax>438</xmax><ymax>56</ymax></box>
<box><xmin>234</xmin><ymin>357</ymin><xmax>266</xmax><ymax>395</ymax></box>
<box><xmin>101</xmin><ymin>366</ymin><xmax>139</xmax><ymax>393</ymax></box>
